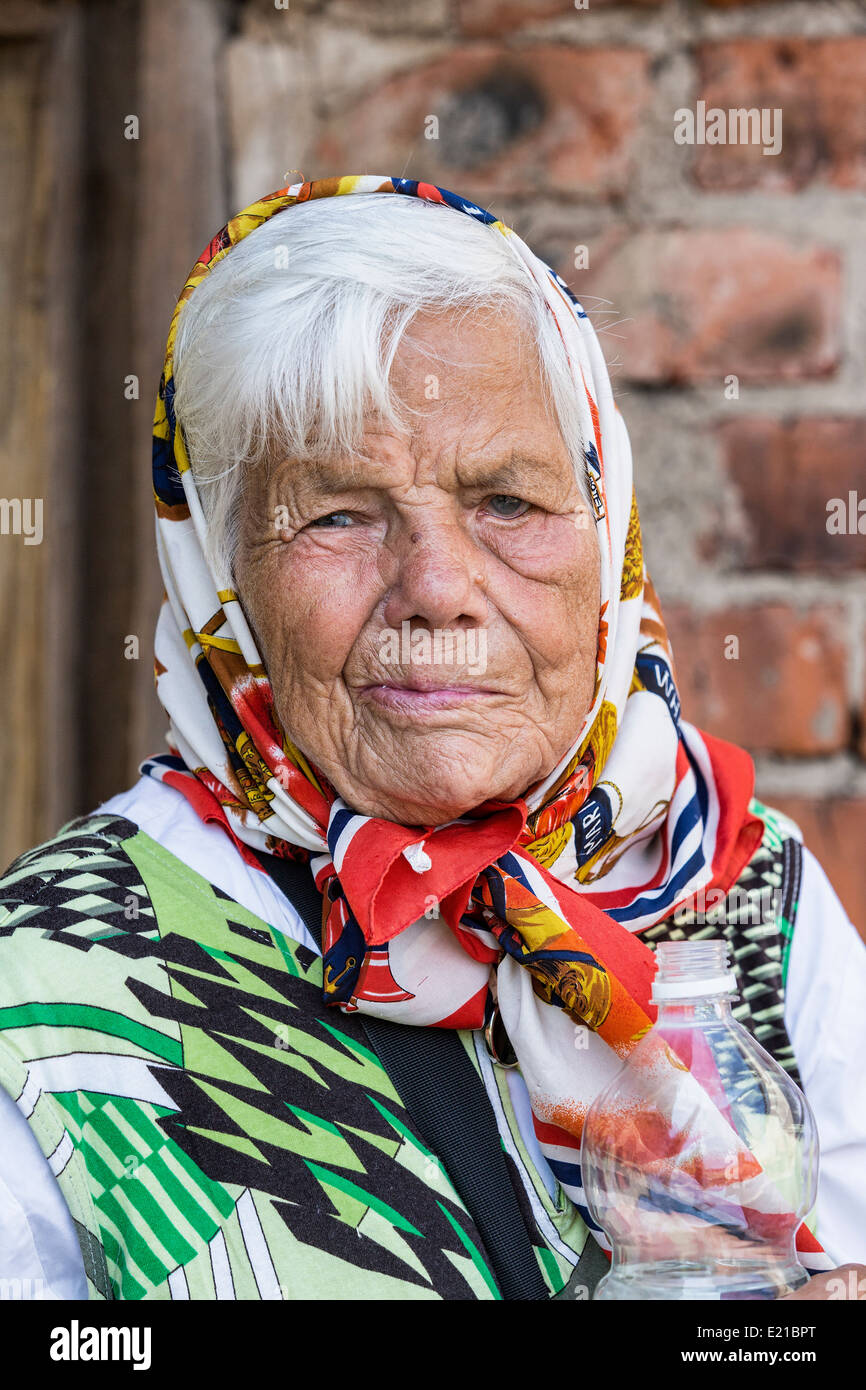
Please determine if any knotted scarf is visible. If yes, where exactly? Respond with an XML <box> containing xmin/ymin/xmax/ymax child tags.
<box><xmin>145</xmin><ymin>175</ymin><xmax>826</xmax><ymax>1272</ymax></box>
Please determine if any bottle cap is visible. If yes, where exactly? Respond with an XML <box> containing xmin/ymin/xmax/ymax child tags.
<box><xmin>651</xmin><ymin>939</ymin><xmax>737</xmax><ymax>1002</ymax></box>
<box><xmin>651</xmin><ymin>970</ymin><xmax>737</xmax><ymax>1001</ymax></box>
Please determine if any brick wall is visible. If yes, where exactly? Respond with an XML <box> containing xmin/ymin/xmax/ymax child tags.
<box><xmin>228</xmin><ymin>0</ymin><xmax>866</xmax><ymax>935</ymax></box>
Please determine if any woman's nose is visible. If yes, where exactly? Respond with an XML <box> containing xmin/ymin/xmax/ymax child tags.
<box><xmin>382</xmin><ymin>521</ymin><xmax>488</xmax><ymax>630</ymax></box>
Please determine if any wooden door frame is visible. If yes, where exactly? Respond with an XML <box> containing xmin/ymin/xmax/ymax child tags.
<box><xmin>0</xmin><ymin>0</ymin><xmax>228</xmax><ymax>866</ymax></box>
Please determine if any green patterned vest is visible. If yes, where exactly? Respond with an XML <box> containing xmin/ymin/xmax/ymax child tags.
<box><xmin>0</xmin><ymin>800</ymin><xmax>803</xmax><ymax>1300</ymax></box>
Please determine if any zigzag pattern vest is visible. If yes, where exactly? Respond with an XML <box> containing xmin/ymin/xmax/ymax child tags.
<box><xmin>0</xmin><ymin>800</ymin><xmax>803</xmax><ymax>1299</ymax></box>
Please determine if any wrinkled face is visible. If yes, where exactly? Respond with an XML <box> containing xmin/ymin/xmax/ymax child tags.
<box><xmin>234</xmin><ymin>309</ymin><xmax>601</xmax><ymax>826</ymax></box>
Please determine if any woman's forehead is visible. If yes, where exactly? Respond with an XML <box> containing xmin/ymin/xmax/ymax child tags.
<box><xmin>267</xmin><ymin>447</ymin><xmax>577</xmax><ymax>498</ymax></box>
<box><xmin>258</xmin><ymin>315</ymin><xmax>574</xmax><ymax>499</ymax></box>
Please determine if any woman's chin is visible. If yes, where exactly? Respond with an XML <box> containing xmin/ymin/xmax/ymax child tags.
<box><xmin>345</xmin><ymin>771</ymin><xmax>533</xmax><ymax>827</ymax></box>
<box><xmin>368</xmin><ymin>796</ymin><xmax>489</xmax><ymax>828</ymax></box>
<box><xmin>316</xmin><ymin>730</ymin><xmax>550</xmax><ymax>825</ymax></box>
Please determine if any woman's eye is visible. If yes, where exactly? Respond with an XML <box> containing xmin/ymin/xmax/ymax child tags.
<box><xmin>484</xmin><ymin>494</ymin><xmax>530</xmax><ymax>519</ymax></box>
<box><xmin>307</xmin><ymin>510</ymin><xmax>355</xmax><ymax>529</ymax></box>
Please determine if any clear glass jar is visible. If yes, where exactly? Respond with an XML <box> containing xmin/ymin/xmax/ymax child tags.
<box><xmin>580</xmin><ymin>939</ymin><xmax>818</xmax><ymax>1300</ymax></box>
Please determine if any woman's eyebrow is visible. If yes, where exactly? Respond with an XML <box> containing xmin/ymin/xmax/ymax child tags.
<box><xmin>274</xmin><ymin>454</ymin><xmax>560</xmax><ymax>498</ymax></box>
<box><xmin>457</xmin><ymin>455</ymin><xmax>558</xmax><ymax>491</ymax></box>
<box><xmin>273</xmin><ymin>460</ymin><xmax>381</xmax><ymax>497</ymax></box>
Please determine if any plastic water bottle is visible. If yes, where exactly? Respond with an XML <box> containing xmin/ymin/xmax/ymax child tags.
<box><xmin>581</xmin><ymin>939</ymin><xmax>818</xmax><ymax>1300</ymax></box>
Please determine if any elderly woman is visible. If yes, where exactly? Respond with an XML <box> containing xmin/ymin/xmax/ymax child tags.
<box><xmin>0</xmin><ymin>176</ymin><xmax>864</xmax><ymax>1303</ymax></box>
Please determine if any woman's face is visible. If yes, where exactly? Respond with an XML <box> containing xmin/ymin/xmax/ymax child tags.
<box><xmin>234</xmin><ymin>309</ymin><xmax>601</xmax><ymax>825</ymax></box>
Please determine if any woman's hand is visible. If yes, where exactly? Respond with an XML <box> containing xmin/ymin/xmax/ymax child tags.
<box><xmin>780</xmin><ymin>1264</ymin><xmax>866</xmax><ymax>1300</ymax></box>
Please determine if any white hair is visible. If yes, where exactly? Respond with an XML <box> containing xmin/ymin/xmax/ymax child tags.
<box><xmin>171</xmin><ymin>193</ymin><xmax>588</xmax><ymax>577</ymax></box>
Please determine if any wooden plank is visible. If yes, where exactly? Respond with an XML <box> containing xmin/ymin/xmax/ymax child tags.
<box><xmin>40</xmin><ymin>8</ymin><xmax>86</xmax><ymax>840</ymax></box>
<box><xmin>127</xmin><ymin>0</ymin><xmax>229</xmax><ymax>781</ymax></box>
<box><xmin>0</xmin><ymin>38</ymin><xmax>48</xmax><ymax>865</ymax></box>
<box><xmin>0</xmin><ymin>15</ymin><xmax>84</xmax><ymax>868</ymax></box>
<box><xmin>0</xmin><ymin>2</ymin><xmax>56</xmax><ymax>37</ymax></box>
<box><xmin>0</xmin><ymin>0</ymin><xmax>230</xmax><ymax>863</ymax></box>
<box><xmin>78</xmin><ymin>0</ymin><xmax>229</xmax><ymax>810</ymax></box>
<box><xmin>77</xmin><ymin>0</ymin><xmax>146</xmax><ymax>811</ymax></box>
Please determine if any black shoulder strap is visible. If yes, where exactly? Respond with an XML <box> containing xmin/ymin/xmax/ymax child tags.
<box><xmin>253</xmin><ymin>848</ymin><xmax>550</xmax><ymax>1301</ymax></box>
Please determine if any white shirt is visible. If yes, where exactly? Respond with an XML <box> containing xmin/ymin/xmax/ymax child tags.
<box><xmin>2</xmin><ymin>775</ymin><xmax>865</xmax><ymax>1298</ymax></box>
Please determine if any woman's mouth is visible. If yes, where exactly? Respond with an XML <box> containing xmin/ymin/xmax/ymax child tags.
<box><xmin>359</xmin><ymin>682</ymin><xmax>503</xmax><ymax>713</ymax></box>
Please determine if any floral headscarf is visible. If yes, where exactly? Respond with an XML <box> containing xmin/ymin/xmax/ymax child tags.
<box><xmin>146</xmin><ymin>176</ymin><xmax>823</xmax><ymax>1269</ymax></box>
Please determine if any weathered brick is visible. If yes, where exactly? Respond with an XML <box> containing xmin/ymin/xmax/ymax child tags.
<box><xmin>458</xmin><ymin>0</ymin><xmax>584</xmax><ymax>35</ymax></box>
<box><xmin>579</xmin><ymin>228</ymin><xmax>841</xmax><ymax>384</ymax></box>
<box><xmin>711</xmin><ymin>418</ymin><xmax>866</xmax><ymax>572</ymax></box>
<box><xmin>313</xmin><ymin>45</ymin><xmax>652</xmax><ymax>199</ymax></box>
<box><xmin>326</xmin><ymin>0</ymin><xmax>452</xmax><ymax>35</ymax></box>
<box><xmin>455</xmin><ymin>0</ymin><xmax>661</xmax><ymax>36</ymax></box>
<box><xmin>664</xmin><ymin>603</ymin><xmax>849</xmax><ymax>755</ymax></box>
<box><xmin>694</xmin><ymin>38</ymin><xmax>866</xmax><ymax>191</ymax></box>
<box><xmin>766</xmin><ymin>796</ymin><xmax>866</xmax><ymax>940</ymax></box>
<box><xmin>242</xmin><ymin>0</ymin><xmax>449</xmax><ymax>28</ymax></box>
